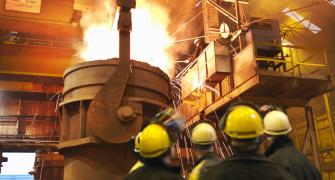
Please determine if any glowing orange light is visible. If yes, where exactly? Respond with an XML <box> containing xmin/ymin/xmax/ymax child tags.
<box><xmin>77</xmin><ymin>0</ymin><xmax>174</xmax><ymax>76</ymax></box>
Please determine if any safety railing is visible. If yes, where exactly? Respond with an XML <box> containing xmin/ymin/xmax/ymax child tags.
<box><xmin>0</xmin><ymin>35</ymin><xmax>73</xmax><ymax>49</ymax></box>
<box><xmin>255</xmin><ymin>44</ymin><xmax>329</xmax><ymax>77</ymax></box>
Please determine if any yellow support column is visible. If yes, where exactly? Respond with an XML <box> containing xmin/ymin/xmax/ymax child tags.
<box><xmin>323</xmin><ymin>93</ymin><xmax>335</xmax><ymax>153</ymax></box>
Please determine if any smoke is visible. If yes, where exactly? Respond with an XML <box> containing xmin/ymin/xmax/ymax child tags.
<box><xmin>79</xmin><ymin>1</ymin><xmax>117</xmax><ymax>30</ymax></box>
<box><xmin>164</xmin><ymin>0</ymin><xmax>204</xmax><ymax>62</ymax></box>
<box><xmin>72</xmin><ymin>0</ymin><xmax>117</xmax><ymax>64</ymax></box>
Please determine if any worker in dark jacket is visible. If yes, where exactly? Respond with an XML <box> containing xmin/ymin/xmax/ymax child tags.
<box><xmin>125</xmin><ymin>123</ymin><xmax>183</xmax><ymax>180</ymax></box>
<box><xmin>263</xmin><ymin>110</ymin><xmax>322</xmax><ymax>180</ymax></box>
<box><xmin>206</xmin><ymin>103</ymin><xmax>296</xmax><ymax>180</ymax></box>
<box><xmin>189</xmin><ymin>122</ymin><xmax>221</xmax><ymax>180</ymax></box>
<box><xmin>128</xmin><ymin>132</ymin><xmax>144</xmax><ymax>173</ymax></box>
<box><xmin>125</xmin><ymin>108</ymin><xmax>184</xmax><ymax>180</ymax></box>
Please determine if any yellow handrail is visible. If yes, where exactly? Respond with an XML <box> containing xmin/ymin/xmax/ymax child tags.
<box><xmin>295</xmin><ymin>62</ymin><xmax>326</xmax><ymax>67</ymax></box>
<box><xmin>256</xmin><ymin>58</ymin><xmax>290</xmax><ymax>63</ymax></box>
<box><xmin>255</xmin><ymin>58</ymin><xmax>326</xmax><ymax>67</ymax></box>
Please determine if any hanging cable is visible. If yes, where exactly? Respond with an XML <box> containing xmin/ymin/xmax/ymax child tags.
<box><xmin>213</xmin><ymin>110</ymin><xmax>234</xmax><ymax>155</ymax></box>
<box><xmin>176</xmin><ymin>138</ymin><xmax>186</xmax><ymax>177</ymax></box>
<box><xmin>171</xmin><ymin>4</ymin><xmax>208</xmax><ymax>38</ymax></box>
<box><xmin>173</xmin><ymin>35</ymin><xmax>207</xmax><ymax>44</ymax></box>
<box><xmin>186</xmin><ymin>127</ymin><xmax>195</xmax><ymax>165</ymax></box>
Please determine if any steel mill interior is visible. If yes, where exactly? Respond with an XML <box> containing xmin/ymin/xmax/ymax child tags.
<box><xmin>0</xmin><ymin>0</ymin><xmax>334</xmax><ymax>180</ymax></box>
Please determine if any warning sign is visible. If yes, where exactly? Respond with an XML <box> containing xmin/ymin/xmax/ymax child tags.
<box><xmin>5</xmin><ymin>0</ymin><xmax>41</xmax><ymax>14</ymax></box>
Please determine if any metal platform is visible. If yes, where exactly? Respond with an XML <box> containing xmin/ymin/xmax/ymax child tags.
<box><xmin>179</xmin><ymin>43</ymin><xmax>334</xmax><ymax>128</ymax></box>
<box><xmin>241</xmin><ymin>70</ymin><xmax>332</xmax><ymax>105</ymax></box>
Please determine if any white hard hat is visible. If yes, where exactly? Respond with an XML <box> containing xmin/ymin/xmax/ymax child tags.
<box><xmin>191</xmin><ymin>122</ymin><xmax>217</xmax><ymax>145</ymax></box>
<box><xmin>263</xmin><ymin>110</ymin><xmax>292</xmax><ymax>136</ymax></box>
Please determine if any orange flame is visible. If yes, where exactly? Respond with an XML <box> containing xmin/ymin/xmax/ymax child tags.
<box><xmin>77</xmin><ymin>0</ymin><xmax>174</xmax><ymax>76</ymax></box>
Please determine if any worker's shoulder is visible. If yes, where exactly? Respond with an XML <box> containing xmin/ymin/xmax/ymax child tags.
<box><xmin>210</xmin><ymin>155</ymin><xmax>290</xmax><ymax>172</ymax></box>
<box><xmin>202</xmin><ymin>154</ymin><xmax>221</xmax><ymax>167</ymax></box>
<box><xmin>269</xmin><ymin>146</ymin><xmax>306</xmax><ymax>163</ymax></box>
<box><xmin>204</xmin><ymin>157</ymin><xmax>242</xmax><ymax>174</ymax></box>
<box><xmin>204</xmin><ymin>160</ymin><xmax>266</xmax><ymax>180</ymax></box>
<box><xmin>125</xmin><ymin>165</ymin><xmax>183</xmax><ymax>180</ymax></box>
<box><xmin>206</xmin><ymin>159</ymin><xmax>296</xmax><ymax>180</ymax></box>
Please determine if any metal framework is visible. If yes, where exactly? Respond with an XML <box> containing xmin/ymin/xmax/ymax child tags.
<box><xmin>177</xmin><ymin>1</ymin><xmax>334</xmax><ymax>177</ymax></box>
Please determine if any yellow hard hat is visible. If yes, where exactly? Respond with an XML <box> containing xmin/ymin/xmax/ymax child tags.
<box><xmin>220</xmin><ymin>105</ymin><xmax>263</xmax><ymax>139</ymax></box>
<box><xmin>139</xmin><ymin>124</ymin><xmax>171</xmax><ymax>158</ymax></box>
<box><xmin>134</xmin><ymin>132</ymin><xmax>142</xmax><ymax>153</ymax></box>
<box><xmin>191</xmin><ymin>122</ymin><xmax>217</xmax><ymax>145</ymax></box>
<box><xmin>150</xmin><ymin>108</ymin><xmax>185</xmax><ymax>142</ymax></box>
<box><xmin>263</xmin><ymin>110</ymin><xmax>292</xmax><ymax>136</ymax></box>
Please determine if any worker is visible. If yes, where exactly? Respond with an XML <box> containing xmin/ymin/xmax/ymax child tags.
<box><xmin>206</xmin><ymin>103</ymin><xmax>296</xmax><ymax>180</ymax></box>
<box><xmin>125</xmin><ymin>108</ymin><xmax>184</xmax><ymax>180</ymax></box>
<box><xmin>125</xmin><ymin>123</ymin><xmax>184</xmax><ymax>180</ymax></box>
<box><xmin>188</xmin><ymin>122</ymin><xmax>221</xmax><ymax>180</ymax></box>
<box><xmin>150</xmin><ymin>107</ymin><xmax>185</xmax><ymax>143</ymax></box>
<box><xmin>193</xmin><ymin>38</ymin><xmax>206</xmax><ymax>58</ymax></box>
<box><xmin>128</xmin><ymin>132</ymin><xmax>144</xmax><ymax>173</ymax></box>
<box><xmin>263</xmin><ymin>110</ymin><xmax>322</xmax><ymax>180</ymax></box>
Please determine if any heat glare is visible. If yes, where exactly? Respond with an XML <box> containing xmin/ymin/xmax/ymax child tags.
<box><xmin>77</xmin><ymin>0</ymin><xmax>174</xmax><ymax>76</ymax></box>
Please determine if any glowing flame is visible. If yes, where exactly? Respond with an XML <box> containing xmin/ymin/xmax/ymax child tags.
<box><xmin>77</xmin><ymin>0</ymin><xmax>174</xmax><ymax>76</ymax></box>
<box><xmin>81</xmin><ymin>25</ymin><xmax>117</xmax><ymax>60</ymax></box>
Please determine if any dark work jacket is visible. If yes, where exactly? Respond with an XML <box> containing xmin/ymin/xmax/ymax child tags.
<box><xmin>206</xmin><ymin>153</ymin><xmax>296</xmax><ymax>180</ymax></box>
<box><xmin>265</xmin><ymin>135</ymin><xmax>322</xmax><ymax>180</ymax></box>
<box><xmin>188</xmin><ymin>152</ymin><xmax>221</xmax><ymax>180</ymax></box>
<box><xmin>124</xmin><ymin>158</ymin><xmax>184</xmax><ymax>180</ymax></box>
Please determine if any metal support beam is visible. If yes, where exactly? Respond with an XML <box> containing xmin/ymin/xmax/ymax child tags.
<box><xmin>301</xmin><ymin>128</ymin><xmax>311</xmax><ymax>155</ymax></box>
<box><xmin>0</xmin><ymin>17</ymin><xmax>81</xmax><ymax>38</ymax></box>
<box><xmin>220</xmin><ymin>0</ymin><xmax>249</xmax><ymax>4</ymax></box>
<box><xmin>305</xmin><ymin>106</ymin><xmax>322</xmax><ymax>171</ymax></box>
<box><xmin>207</xmin><ymin>0</ymin><xmax>238</xmax><ymax>23</ymax></box>
<box><xmin>204</xmin><ymin>75</ymin><xmax>259</xmax><ymax>115</ymax></box>
<box><xmin>323</xmin><ymin>93</ymin><xmax>335</xmax><ymax>153</ymax></box>
<box><xmin>0</xmin><ymin>80</ymin><xmax>62</xmax><ymax>93</ymax></box>
<box><xmin>240</xmin><ymin>96</ymin><xmax>309</xmax><ymax>107</ymax></box>
<box><xmin>202</xmin><ymin>0</ymin><xmax>221</xmax><ymax>42</ymax></box>
<box><xmin>234</xmin><ymin>0</ymin><xmax>243</xmax><ymax>50</ymax></box>
<box><xmin>291</xmin><ymin>117</ymin><xmax>300</xmax><ymax>149</ymax></box>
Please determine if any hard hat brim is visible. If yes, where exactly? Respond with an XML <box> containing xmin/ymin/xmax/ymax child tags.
<box><xmin>263</xmin><ymin>127</ymin><xmax>292</xmax><ymax>136</ymax></box>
